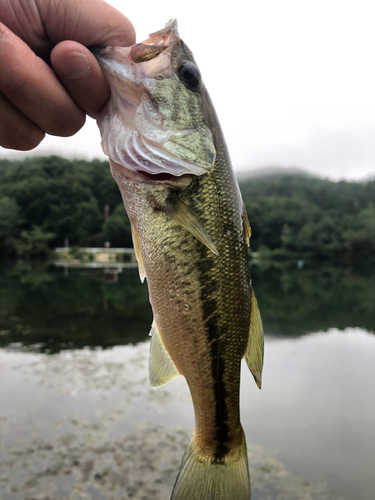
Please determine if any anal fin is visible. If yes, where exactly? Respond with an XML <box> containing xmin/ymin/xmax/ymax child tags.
<box><xmin>131</xmin><ymin>223</ymin><xmax>146</xmax><ymax>283</ymax></box>
<box><xmin>243</xmin><ymin>288</ymin><xmax>264</xmax><ymax>389</ymax></box>
<box><xmin>149</xmin><ymin>322</ymin><xmax>180</xmax><ymax>387</ymax></box>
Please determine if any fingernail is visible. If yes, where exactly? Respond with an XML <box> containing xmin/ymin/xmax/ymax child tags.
<box><xmin>60</xmin><ymin>52</ymin><xmax>92</xmax><ymax>79</ymax></box>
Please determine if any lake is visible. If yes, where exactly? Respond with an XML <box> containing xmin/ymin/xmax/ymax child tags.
<box><xmin>0</xmin><ymin>260</ymin><xmax>374</xmax><ymax>500</ymax></box>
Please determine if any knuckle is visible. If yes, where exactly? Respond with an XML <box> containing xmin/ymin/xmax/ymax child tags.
<box><xmin>1</xmin><ymin>58</ymin><xmax>32</xmax><ymax>96</ymax></box>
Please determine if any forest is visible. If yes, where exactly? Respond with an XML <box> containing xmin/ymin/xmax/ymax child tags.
<box><xmin>0</xmin><ymin>155</ymin><xmax>374</xmax><ymax>262</ymax></box>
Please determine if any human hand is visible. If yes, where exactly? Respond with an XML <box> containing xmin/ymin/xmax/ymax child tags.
<box><xmin>0</xmin><ymin>0</ymin><xmax>135</xmax><ymax>150</ymax></box>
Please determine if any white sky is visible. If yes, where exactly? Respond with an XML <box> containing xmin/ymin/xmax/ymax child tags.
<box><xmin>1</xmin><ymin>0</ymin><xmax>375</xmax><ymax>181</ymax></box>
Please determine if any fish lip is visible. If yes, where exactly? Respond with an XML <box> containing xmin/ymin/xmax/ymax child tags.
<box><xmin>90</xmin><ymin>19</ymin><xmax>179</xmax><ymax>64</ymax></box>
<box><xmin>129</xmin><ymin>19</ymin><xmax>179</xmax><ymax>63</ymax></box>
<box><xmin>149</xmin><ymin>18</ymin><xmax>178</xmax><ymax>38</ymax></box>
<box><xmin>144</xmin><ymin>18</ymin><xmax>179</xmax><ymax>46</ymax></box>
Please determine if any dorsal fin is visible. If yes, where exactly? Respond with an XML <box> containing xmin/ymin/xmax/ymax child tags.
<box><xmin>149</xmin><ymin>322</ymin><xmax>180</xmax><ymax>387</ymax></box>
<box><xmin>242</xmin><ymin>202</ymin><xmax>251</xmax><ymax>247</ymax></box>
<box><xmin>243</xmin><ymin>288</ymin><xmax>264</xmax><ymax>389</ymax></box>
<box><xmin>130</xmin><ymin>223</ymin><xmax>146</xmax><ymax>283</ymax></box>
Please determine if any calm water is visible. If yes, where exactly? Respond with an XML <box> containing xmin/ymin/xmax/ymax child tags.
<box><xmin>0</xmin><ymin>260</ymin><xmax>374</xmax><ymax>499</ymax></box>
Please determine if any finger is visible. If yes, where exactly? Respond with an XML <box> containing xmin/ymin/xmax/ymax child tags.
<box><xmin>36</xmin><ymin>0</ymin><xmax>136</xmax><ymax>48</ymax></box>
<box><xmin>0</xmin><ymin>0</ymin><xmax>135</xmax><ymax>61</ymax></box>
<box><xmin>0</xmin><ymin>22</ymin><xmax>85</xmax><ymax>138</ymax></box>
<box><xmin>51</xmin><ymin>41</ymin><xmax>110</xmax><ymax>119</ymax></box>
<box><xmin>0</xmin><ymin>93</ymin><xmax>45</xmax><ymax>150</ymax></box>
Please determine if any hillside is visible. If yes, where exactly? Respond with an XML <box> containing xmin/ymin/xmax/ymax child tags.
<box><xmin>239</xmin><ymin>173</ymin><xmax>375</xmax><ymax>261</ymax></box>
<box><xmin>236</xmin><ymin>166</ymin><xmax>319</xmax><ymax>182</ymax></box>
<box><xmin>0</xmin><ymin>156</ymin><xmax>374</xmax><ymax>262</ymax></box>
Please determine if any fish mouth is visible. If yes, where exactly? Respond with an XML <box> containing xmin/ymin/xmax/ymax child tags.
<box><xmin>91</xmin><ymin>18</ymin><xmax>179</xmax><ymax>66</ymax></box>
<box><xmin>139</xmin><ymin>19</ymin><xmax>179</xmax><ymax>53</ymax></box>
<box><xmin>130</xmin><ymin>18</ymin><xmax>179</xmax><ymax>63</ymax></box>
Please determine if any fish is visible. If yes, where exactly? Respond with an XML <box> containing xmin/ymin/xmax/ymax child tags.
<box><xmin>93</xmin><ymin>19</ymin><xmax>264</xmax><ymax>500</ymax></box>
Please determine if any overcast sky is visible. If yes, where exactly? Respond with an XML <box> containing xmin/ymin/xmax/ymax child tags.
<box><xmin>1</xmin><ymin>0</ymin><xmax>375</xmax><ymax>181</ymax></box>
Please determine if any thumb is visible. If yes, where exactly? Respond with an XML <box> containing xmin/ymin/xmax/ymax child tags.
<box><xmin>51</xmin><ymin>41</ymin><xmax>111</xmax><ymax>119</ymax></box>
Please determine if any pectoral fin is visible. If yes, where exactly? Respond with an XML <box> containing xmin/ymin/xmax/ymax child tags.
<box><xmin>242</xmin><ymin>202</ymin><xmax>251</xmax><ymax>247</ymax></box>
<box><xmin>243</xmin><ymin>289</ymin><xmax>264</xmax><ymax>389</ymax></box>
<box><xmin>164</xmin><ymin>197</ymin><xmax>219</xmax><ymax>256</ymax></box>
<box><xmin>131</xmin><ymin>223</ymin><xmax>146</xmax><ymax>283</ymax></box>
<box><xmin>149</xmin><ymin>322</ymin><xmax>180</xmax><ymax>387</ymax></box>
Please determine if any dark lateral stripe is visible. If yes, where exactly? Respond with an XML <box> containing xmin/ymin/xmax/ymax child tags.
<box><xmin>197</xmin><ymin>241</ymin><xmax>230</xmax><ymax>460</ymax></box>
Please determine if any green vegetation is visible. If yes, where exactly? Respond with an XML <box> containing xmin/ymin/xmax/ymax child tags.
<box><xmin>241</xmin><ymin>173</ymin><xmax>375</xmax><ymax>262</ymax></box>
<box><xmin>0</xmin><ymin>155</ymin><xmax>374</xmax><ymax>262</ymax></box>
<box><xmin>0</xmin><ymin>156</ymin><xmax>129</xmax><ymax>258</ymax></box>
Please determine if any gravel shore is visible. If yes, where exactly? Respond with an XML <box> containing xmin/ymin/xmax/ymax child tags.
<box><xmin>0</xmin><ymin>343</ymin><xmax>345</xmax><ymax>500</ymax></box>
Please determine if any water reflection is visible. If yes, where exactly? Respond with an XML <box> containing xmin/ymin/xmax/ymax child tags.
<box><xmin>252</xmin><ymin>261</ymin><xmax>375</xmax><ymax>336</ymax></box>
<box><xmin>1</xmin><ymin>260</ymin><xmax>374</xmax><ymax>351</ymax></box>
<box><xmin>1</xmin><ymin>260</ymin><xmax>374</xmax><ymax>499</ymax></box>
<box><xmin>0</xmin><ymin>261</ymin><xmax>152</xmax><ymax>352</ymax></box>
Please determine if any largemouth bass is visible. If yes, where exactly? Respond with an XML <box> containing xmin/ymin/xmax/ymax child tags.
<box><xmin>94</xmin><ymin>19</ymin><xmax>264</xmax><ymax>500</ymax></box>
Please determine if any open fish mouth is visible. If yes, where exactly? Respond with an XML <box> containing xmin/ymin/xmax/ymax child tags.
<box><xmin>92</xmin><ymin>19</ymin><xmax>179</xmax><ymax>74</ymax></box>
<box><xmin>129</xmin><ymin>18</ymin><xmax>178</xmax><ymax>63</ymax></box>
<box><xmin>93</xmin><ymin>19</ymin><xmax>216</xmax><ymax>179</ymax></box>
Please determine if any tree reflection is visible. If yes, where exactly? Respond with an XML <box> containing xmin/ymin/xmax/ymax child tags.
<box><xmin>0</xmin><ymin>263</ymin><xmax>152</xmax><ymax>352</ymax></box>
<box><xmin>252</xmin><ymin>260</ymin><xmax>375</xmax><ymax>337</ymax></box>
<box><xmin>0</xmin><ymin>260</ymin><xmax>374</xmax><ymax>353</ymax></box>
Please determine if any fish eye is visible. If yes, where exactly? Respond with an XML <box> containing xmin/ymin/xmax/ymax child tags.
<box><xmin>178</xmin><ymin>62</ymin><xmax>201</xmax><ymax>90</ymax></box>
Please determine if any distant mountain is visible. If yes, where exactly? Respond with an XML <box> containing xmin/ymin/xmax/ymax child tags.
<box><xmin>235</xmin><ymin>166</ymin><xmax>320</xmax><ymax>182</ymax></box>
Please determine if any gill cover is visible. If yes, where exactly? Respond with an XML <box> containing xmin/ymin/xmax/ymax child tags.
<box><xmin>95</xmin><ymin>19</ymin><xmax>216</xmax><ymax>177</ymax></box>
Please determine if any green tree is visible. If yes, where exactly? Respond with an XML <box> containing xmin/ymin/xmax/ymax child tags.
<box><xmin>0</xmin><ymin>196</ymin><xmax>23</xmax><ymax>257</ymax></box>
<box><xmin>103</xmin><ymin>204</ymin><xmax>132</xmax><ymax>247</ymax></box>
<box><xmin>0</xmin><ymin>156</ymin><xmax>130</xmax><ymax>255</ymax></box>
<box><xmin>240</xmin><ymin>173</ymin><xmax>375</xmax><ymax>262</ymax></box>
<box><xmin>13</xmin><ymin>225</ymin><xmax>56</xmax><ymax>259</ymax></box>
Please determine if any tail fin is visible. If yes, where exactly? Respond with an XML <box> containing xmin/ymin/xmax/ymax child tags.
<box><xmin>171</xmin><ymin>430</ymin><xmax>250</xmax><ymax>500</ymax></box>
